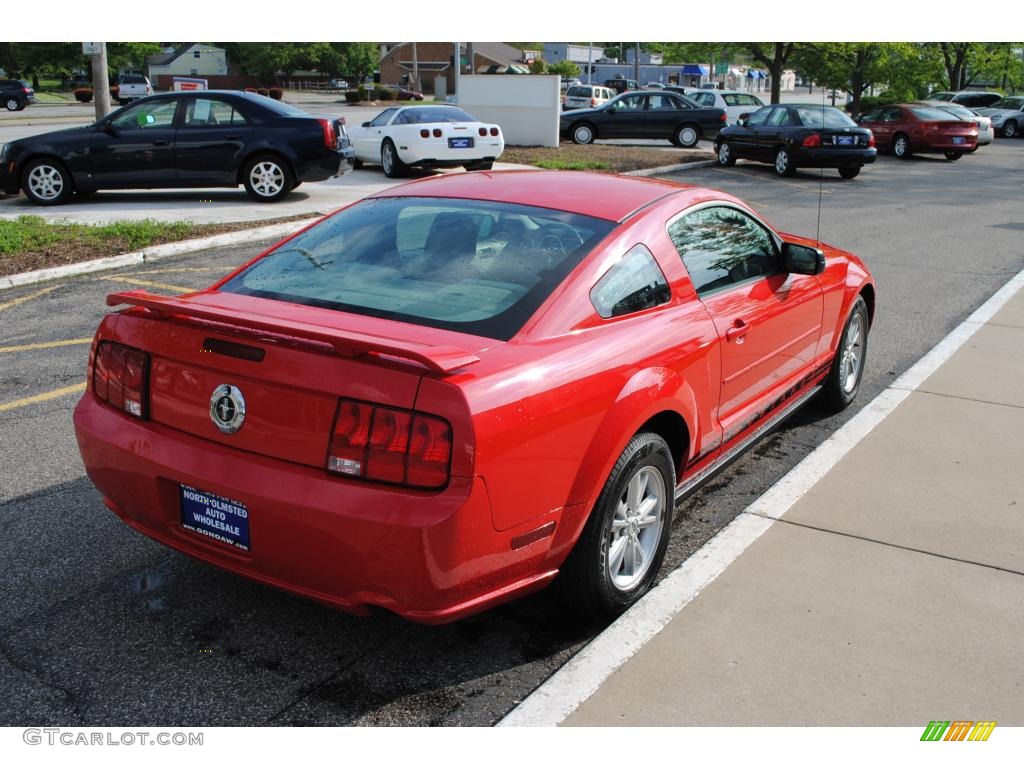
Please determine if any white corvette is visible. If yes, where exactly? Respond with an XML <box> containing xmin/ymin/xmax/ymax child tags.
<box><xmin>348</xmin><ymin>105</ymin><xmax>505</xmax><ymax>177</ymax></box>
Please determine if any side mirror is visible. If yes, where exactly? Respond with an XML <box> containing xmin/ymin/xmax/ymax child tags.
<box><xmin>782</xmin><ymin>242</ymin><xmax>826</xmax><ymax>276</ymax></box>
<box><xmin>361</xmin><ymin>121</ymin><xmax>370</xmax><ymax>128</ymax></box>
<box><xmin>100</xmin><ymin>121</ymin><xmax>119</xmax><ymax>136</ymax></box>
<box><xmin>736</xmin><ymin>116</ymin><xmax>748</xmax><ymax>127</ymax></box>
<box><xmin>854</xmin><ymin>115</ymin><xmax>863</xmax><ymax>123</ymax></box>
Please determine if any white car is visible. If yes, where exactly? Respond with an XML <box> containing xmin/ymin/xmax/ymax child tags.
<box><xmin>348</xmin><ymin>105</ymin><xmax>504</xmax><ymax>178</ymax></box>
<box><xmin>917</xmin><ymin>100</ymin><xmax>994</xmax><ymax>146</ymax></box>
<box><xmin>686</xmin><ymin>89</ymin><xmax>765</xmax><ymax>124</ymax></box>
<box><xmin>975</xmin><ymin>96</ymin><xmax>1024</xmax><ymax>138</ymax></box>
<box><xmin>563</xmin><ymin>84</ymin><xmax>616</xmax><ymax>110</ymax></box>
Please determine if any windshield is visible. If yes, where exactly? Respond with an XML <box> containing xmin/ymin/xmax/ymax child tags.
<box><xmin>794</xmin><ymin>106</ymin><xmax>857</xmax><ymax>129</ymax></box>
<box><xmin>931</xmin><ymin>93</ymin><xmax>954</xmax><ymax>101</ymax></box>
<box><xmin>910</xmin><ymin>107</ymin><xmax>959</xmax><ymax>121</ymax></box>
<box><xmin>395</xmin><ymin>106</ymin><xmax>477</xmax><ymax>124</ymax></box>
<box><xmin>221</xmin><ymin>197</ymin><xmax>616</xmax><ymax>340</ymax></box>
<box><xmin>990</xmin><ymin>97</ymin><xmax>1024</xmax><ymax>110</ymax></box>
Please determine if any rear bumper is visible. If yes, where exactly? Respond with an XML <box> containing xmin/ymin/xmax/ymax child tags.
<box><xmin>1</xmin><ymin>162</ymin><xmax>19</xmax><ymax>194</ymax></box>
<box><xmin>73</xmin><ymin>394</ymin><xmax>561</xmax><ymax>623</ymax></box>
<box><xmin>294</xmin><ymin>146</ymin><xmax>355</xmax><ymax>182</ymax></box>
<box><xmin>795</xmin><ymin>147</ymin><xmax>877</xmax><ymax>167</ymax></box>
<box><xmin>398</xmin><ymin>139</ymin><xmax>504</xmax><ymax>167</ymax></box>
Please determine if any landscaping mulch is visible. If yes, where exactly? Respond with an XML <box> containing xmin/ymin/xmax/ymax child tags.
<box><xmin>499</xmin><ymin>143</ymin><xmax>713</xmax><ymax>173</ymax></box>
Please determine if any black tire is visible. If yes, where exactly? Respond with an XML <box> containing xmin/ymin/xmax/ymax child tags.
<box><xmin>672</xmin><ymin>123</ymin><xmax>701</xmax><ymax>148</ymax></box>
<box><xmin>716</xmin><ymin>140</ymin><xmax>736</xmax><ymax>166</ymax></box>
<box><xmin>838</xmin><ymin>166</ymin><xmax>861</xmax><ymax>179</ymax></box>
<box><xmin>820</xmin><ymin>295</ymin><xmax>869</xmax><ymax>413</ymax></box>
<box><xmin>570</xmin><ymin>122</ymin><xmax>596</xmax><ymax>145</ymax></box>
<box><xmin>465</xmin><ymin>160</ymin><xmax>493</xmax><ymax>172</ymax></box>
<box><xmin>774</xmin><ymin>145</ymin><xmax>796</xmax><ymax>177</ymax></box>
<box><xmin>556</xmin><ymin>432</ymin><xmax>675</xmax><ymax>619</ymax></box>
<box><xmin>4</xmin><ymin>97</ymin><xmax>20</xmax><ymax>112</ymax></box>
<box><xmin>892</xmin><ymin>133</ymin><xmax>911</xmax><ymax>158</ymax></box>
<box><xmin>242</xmin><ymin>154</ymin><xmax>294</xmax><ymax>202</ymax></box>
<box><xmin>352</xmin><ymin>158</ymin><xmax>364</xmax><ymax>170</ymax></box>
<box><xmin>380</xmin><ymin>139</ymin><xmax>408</xmax><ymax>178</ymax></box>
<box><xmin>21</xmin><ymin>158</ymin><xmax>74</xmax><ymax>205</ymax></box>
<box><xmin>1002</xmin><ymin>120</ymin><xmax>1017</xmax><ymax>138</ymax></box>
<box><xmin>944</xmin><ymin>151</ymin><xmax>962</xmax><ymax>161</ymax></box>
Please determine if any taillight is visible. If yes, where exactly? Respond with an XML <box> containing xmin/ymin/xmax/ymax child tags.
<box><xmin>23</xmin><ymin>87</ymin><xmax>31</xmax><ymax>93</ymax></box>
<box><xmin>478</xmin><ymin>127</ymin><xmax>487</xmax><ymax>136</ymax></box>
<box><xmin>318</xmin><ymin>118</ymin><xmax>336</xmax><ymax>149</ymax></box>
<box><xmin>802</xmin><ymin>134</ymin><xmax>822</xmax><ymax>148</ymax></box>
<box><xmin>490</xmin><ymin>127</ymin><xmax>499</xmax><ymax>136</ymax></box>
<box><xmin>92</xmin><ymin>341</ymin><xmax>148</xmax><ymax>419</ymax></box>
<box><xmin>420</xmin><ymin>128</ymin><xmax>430</xmax><ymax>138</ymax></box>
<box><xmin>719</xmin><ymin>112</ymin><xmax>727</xmax><ymax>122</ymax></box>
<box><xmin>591</xmin><ymin>98</ymin><xmax>597</xmax><ymax>106</ymax></box>
<box><xmin>867</xmin><ymin>132</ymin><xmax>876</xmax><ymax>148</ymax></box>
<box><xmin>432</xmin><ymin>128</ymin><xmax>442</xmax><ymax>138</ymax></box>
<box><xmin>327</xmin><ymin>399</ymin><xmax>452</xmax><ymax>489</ymax></box>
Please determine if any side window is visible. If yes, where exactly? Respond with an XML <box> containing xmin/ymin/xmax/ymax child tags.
<box><xmin>880</xmin><ymin>107</ymin><xmax>903</xmax><ymax>122</ymax></box>
<box><xmin>111</xmin><ymin>100</ymin><xmax>178</xmax><ymax>130</ymax></box>
<box><xmin>745</xmin><ymin>108</ymin><xmax>770</xmax><ymax>126</ymax></box>
<box><xmin>859</xmin><ymin>108</ymin><xmax>882</xmax><ymax>122</ymax></box>
<box><xmin>667</xmin><ymin>207</ymin><xmax>779</xmax><ymax>296</ymax></box>
<box><xmin>768</xmin><ymin>108</ymin><xmax>792</xmax><ymax>127</ymax></box>
<box><xmin>590</xmin><ymin>244</ymin><xmax>671</xmax><ymax>319</ymax></box>
<box><xmin>369</xmin><ymin>108</ymin><xmax>398</xmax><ymax>127</ymax></box>
<box><xmin>183</xmin><ymin>98</ymin><xmax>249</xmax><ymax>127</ymax></box>
<box><xmin>615</xmin><ymin>94</ymin><xmax>645</xmax><ymax>112</ymax></box>
<box><xmin>646</xmin><ymin>94</ymin><xmax>678</xmax><ymax>111</ymax></box>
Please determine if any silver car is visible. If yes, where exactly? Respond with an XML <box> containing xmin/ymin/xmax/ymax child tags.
<box><xmin>916</xmin><ymin>100</ymin><xmax>994</xmax><ymax>147</ymax></box>
<box><xmin>975</xmin><ymin>97</ymin><xmax>1024</xmax><ymax>138</ymax></box>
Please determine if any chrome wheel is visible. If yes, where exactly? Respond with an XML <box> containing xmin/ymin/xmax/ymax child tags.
<box><xmin>382</xmin><ymin>143</ymin><xmax>394</xmax><ymax>175</ymax></box>
<box><xmin>573</xmin><ymin>124</ymin><xmax>593</xmax><ymax>144</ymax></box>
<box><xmin>27</xmin><ymin>164</ymin><xmax>65</xmax><ymax>201</ymax></box>
<box><xmin>248</xmin><ymin>161</ymin><xmax>285</xmax><ymax>198</ymax></box>
<box><xmin>840</xmin><ymin>313</ymin><xmax>865</xmax><ymax>394</ymax></box>
<box><xmin>606</xmin><ymin>466</ymin><xmax>666</xmax><ymax>592</ymax></box>
<box><xmin>677</xmin><ymin>125</ymin><xmax>698</xmax><ymax>147</ymax></box>
<box><xmin>5</xmin><ymin>98</ymin><xmax>19</xmax><ymax>111</ymax></box>
<box><xmin>893</xmin><ymin>135</ymin><xmax>909</xmax><ymax>157</ymax></box>
<box><xmin>775</xmin><ymin>148</ymin><xmax>790</xmax><ymax>175</ymax></box>
<box><xmin>718</xmin><ymin>142</ymin><xmax>730</xmax><ymax>163</ymax></box>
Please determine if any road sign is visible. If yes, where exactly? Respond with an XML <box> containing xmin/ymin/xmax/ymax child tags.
<box><xmin>82</xmin><ymin>42</ymin><xmax>102</xmax><ymax>55</ymax></box>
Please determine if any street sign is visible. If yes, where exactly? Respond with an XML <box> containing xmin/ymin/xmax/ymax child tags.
<box><xmin>82</xmin><ymin>42</ymin><xmax>102</xmax><ymax>55</ymax></box>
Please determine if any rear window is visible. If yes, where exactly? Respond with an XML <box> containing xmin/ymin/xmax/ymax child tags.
<box><xmin>120</xmin><ymin>75</ymin><xmax>147</xmax><ymax>84</ymax></box>
<box><xmin>991</xmin><ymin>97</ymin><xmax>1024</xmax><ymax>110</ymax></box>
<box><xmin>794</xmin><ymin>106</ymin><xmax>857</xmax><ymax>128</ymax></box>
<box><xmin>221</xmin><ymin>197</ymin><xmax>616</xmax><ymax>340</ymax></box>
<box><xmin>395</xmin><ymin>106</ymin><xmax>476</xmax><ymax>124</ymax></box>
<box><xmin>910</xmin><ymin>106</ymin><xmax>958</xmax><ymax>121</ymax></box>
<box><xmin>567</xmin><ymin>87</ymin><xmax>589</xmax><ymax>97</ymax></box>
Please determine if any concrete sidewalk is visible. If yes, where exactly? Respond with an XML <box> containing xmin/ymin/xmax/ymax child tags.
<box><xmin>564</xmin><ymin>284</ymin><xmax>1024</xmax><ymax>726</ymax></box>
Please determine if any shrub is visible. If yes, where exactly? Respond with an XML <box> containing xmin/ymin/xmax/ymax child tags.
<box><xmin>73</xmin><ymin>88</ymin><xmax>93</xmax><ymax>103</ymax></box>
<box><xmin>344</xmin><ymin>90</ymin><xmax>362</xmax><ymax>103</ymax></box>
<box><xmin>268</xmin><ymin>87</ymin><xmax>283</xmax><ymax>100</ymax></box>
<box><xmin>256</xmin><ymin>87</ymin><xmax>269</xmax><ymax>97</ymax></box>
<box><xmin>377</xmin><ymin>86</ymin><xmax>396</xmax><ymax>100</ymax></box>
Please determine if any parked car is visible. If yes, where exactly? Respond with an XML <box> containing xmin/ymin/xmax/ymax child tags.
<box><xmin>348</xmin><ymin>105</ymin><xmax>503</xmax><ymax>177</ymax></box>
<box><xmin>604</xmin><ymin>77</ymin><xmax>640</xmax><ymax>94</ymax></box>
<box><xmin>915</xmin><ymin>100</ymin><xmax>993</xmax><ymax>147</ymax></box>
<box><xmin>1</xmin><ymin>79</ymin><xmax>36</xmax><ymax>111</ymax></box>
<box><xmin>687</xmin><ymin>89</ymin><xmax>765</xmax><ymax>124</ymax></box>
<box><xmin>117</xmin><ymin>74</ymin><xmax>153</xmax><ymax>105</ymax></box>
<box><xmin>561</xmin><ymin>90</ymin><xmax>726</xmax><ymax>148</ymax></box>
<box><xmin>975</xmin><ymin>96</ymin><xmax>1024</xmax><ymax>138</ymax></box>
<box><xmin>929</xmin><ymin>90</ymin><xmax>1003</xmax><ymax>109</ymax></box>
<box><xmin>394</xmin><ymin>86</ymin><xmax>424</xmax><ymax>101</ymax></box>
<box><xmin>74</xmin><ymin>170</ymin><xmax>875</xmax><ymax>622</ymax></box>
<box><xmin>0</xmin><ymin>91</ymin><xmax>354</xmax><ymax>205</ymax></box>
<box><xmin>563</xmin><ymin>84</ymin><xmax>616</xmax><ymax>110</ymax></box>
<box><xmin>560</xmin><ymin>77</ymin><xmax>583</xmax><ymax>92</ymax></box>
<box><xmin>857</xmin><ymin>103</ymin><xmax>978</xmax><ymax>160</ymax></box>
<box><xmin>329</xmin><ymin>78</ymin><xmax>349</xmax><ymax>90</ymax></box>
<box><xmin>715</xmin><ymin>104</ymin><xmax>876</xmax><ymax>178</ymax></box>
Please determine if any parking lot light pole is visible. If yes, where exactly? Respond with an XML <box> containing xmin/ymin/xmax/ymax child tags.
<box><xmin>88</xmin><ymin>42</ymin><xmax>111</xmax><ymax>120</ymax></box>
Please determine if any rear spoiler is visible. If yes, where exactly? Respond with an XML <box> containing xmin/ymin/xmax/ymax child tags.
<box><xmin>106</xmin><ymin>290</ymin><xmax>480</xmax><ymax>374</ymax></box>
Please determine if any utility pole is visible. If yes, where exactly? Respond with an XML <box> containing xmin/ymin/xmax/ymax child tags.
<box><xmin>587</xmin><ymin>41</ymin><xmax>593</xmax><ymax>85</ymax></box>
<box><xmin>412</xmin><ymin>42</ymin><xmax>419</xmax><ymax>92</ymax></box>
<box><xmin>467</xmin><ymin>43</ymin><xmax>475</xmax><ymax>76</ymax></box>
<box><xmin>453</xmin><ymin>42</ymin><xmax>460</xmax><ymax>101</ymax></box>
<box><xmin>633</xmin><ymin>43</ymin><xmax>640</xmax><ymax>83</ymax></box>
<box><xmin>89</xmin><ymin>42</ymin><xmax>111</xmax><ymax>120</ymax></box>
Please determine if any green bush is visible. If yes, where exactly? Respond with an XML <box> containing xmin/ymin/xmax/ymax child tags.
<box><xmin>376</xmin><ymin>86</ymin><xmax>396</xmax><ymax>100</ymax></box>
<box><xmin>268</xmin><ymin>87</ymin><xmax>283</xmax><ymax>100</ymax></box>
<box><xmin>73</xmin><ymin>88</ymin><xmax>93</xmax><ymax>103</ymax></box>
<box><xmin>344</xmin><ymin>90</ymin><xmax>362</xmax><ymax>103</ymax></box>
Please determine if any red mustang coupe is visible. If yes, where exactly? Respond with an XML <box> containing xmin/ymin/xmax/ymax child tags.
<box><xmin>74</xmin><ymin>171</ymin><xmax>875</xmax><ymax>623</ymax></box>
<box><xmin>857</xmin><ymin>103</ymin><xmax>978</xmax><ymax>160</ymax></box>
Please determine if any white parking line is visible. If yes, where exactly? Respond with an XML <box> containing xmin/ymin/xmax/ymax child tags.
<box><xmin>498</xmin><ymin>265</ymin><xmax>1024</xmax><ymax>727</ymax></box>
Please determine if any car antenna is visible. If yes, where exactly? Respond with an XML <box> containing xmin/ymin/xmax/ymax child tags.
<box><xmin>815</xmin><ymin>88</ymin><xmax>825</xmax><ymax>248</ymax></box>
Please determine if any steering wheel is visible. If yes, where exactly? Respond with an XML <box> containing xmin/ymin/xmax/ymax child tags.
<box><xmin>537</xmin><ymin>223</ymin><xmax>585</xmax><ymax>260</ymax></box>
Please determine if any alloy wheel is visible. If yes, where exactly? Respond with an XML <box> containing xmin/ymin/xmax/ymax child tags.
<box><xmin>574</xmin><ymin>125</ymin><xmax>593</xmax><ymax>144</ymax></box>
<box><xmin>1004</xmin><ymin>121</ymin><xmax>1017</xmax><ymax>138</ymax></box>
<box><xmin>678</xmin><ymin>126</ymin><xmax>698</xmax><ymax>147</ymax></box>
<box><xmin>248</xmin><ymin>161</ymin><xmax>284</xmax><ymax>198</ymax></box>
<box><xmin>5</xmin><ymin>98</ymin><xmax>19</xmax><ymax>111</ymax></box>
<box><xmin>840</xmin><ymin>313</ymin><xmax>865</xmax><ymax>394</ymax></box>
<box><xmin>27</xmin><ymin>164</ymin><xmax>65</xmax><ymax>201</ymax></box>
<box><xmin>894</xmin><ymin>136</ymin><xmax>908</xmax><ymax>157</ymax></box>
<box><xmin>718</xmin><ymin>143</ymin><xmax>730</xmax><ymax>163</ymax></box>
<box><xmin>382</xmin><ymin>144</ymin><xmax>394</xmax><ymax>175</ymax></box>
<box><xmin>775</xmin><ymin>149</ymin><xmax>789</xmax><ymax>175</ymax></box>
<box><xmin>606</xmin><ymin>466</ymin><xmax>666</xmax><ymax>592</ymax></box>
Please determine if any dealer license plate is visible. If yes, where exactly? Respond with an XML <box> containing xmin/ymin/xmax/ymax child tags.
<box><xmin>448</xmin><ymin>137</ymin><xmax>474</xmax><ymax>149</ymax></box>
<box><xmin>180</xmin><ymin>484</ymin><xmax>251</xmax><ymax>551</ymax></box>
<box><xmin>951</xmin><ymin>136</ymin><xmax>965</xmax><ymax>144</ymax></box>
<box><xmin>834</xmin><ymin>134</ymin><xmax>856</xmax><ymax>146</ymax></box>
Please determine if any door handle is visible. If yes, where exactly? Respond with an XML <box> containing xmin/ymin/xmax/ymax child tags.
<box><xmin>152</xmin><ymin>140</ymin><xmax>170</xmax><ymax>146</ymax></box>
<box><xmin>725</xmin><ymin>320</ymin><xmax>749</xmax><ymax>343</ymax></box>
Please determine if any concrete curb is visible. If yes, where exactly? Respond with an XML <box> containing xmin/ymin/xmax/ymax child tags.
<box><xmin>624</xmin><ymin>158</ymin><xmax>717</xmax><ymax>177</ymax></box>
<box><xmin>0</xmin><ymin>219</ymin><xmax>310</xmax><ymax>291</ymax></box>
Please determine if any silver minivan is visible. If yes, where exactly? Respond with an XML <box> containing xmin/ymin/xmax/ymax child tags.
<box><xmin>563</xmin><ymin>85</ymin><xmax>616</xmax><ymax>110</ymax></box>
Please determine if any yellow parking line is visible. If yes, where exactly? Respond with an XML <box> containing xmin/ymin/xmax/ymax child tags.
<box><xmin>0</xmin><ymin>285</ymin><xmax>58</xmax><ymax>313</ymax></box>
<box><xmin>0</xmin><ymin>338</ymin><xmax>92</xmax><ymax>354</ymax></box>
<box><xmin>112</xmin><ymin>267</ymin><xmax>232</xmax><ymax>276</ymax></box>
<box><xmin>0</xmin><ymin>382</ymin><xmax>86</xmax><ymax>413</ymax></box>
<box><xmin>103</xmin><ymin>276</ymin><xmax>193</xmax><ymax>293</ymax></box>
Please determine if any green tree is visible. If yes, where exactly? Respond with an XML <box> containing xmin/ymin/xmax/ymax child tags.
<box><xmin>793</xmin><ymin>43</ymin><xmax>923</xmax><ymax>116</ymax></box>
<box><xmin>746</xmin><ymin>43</ymin><xmax>800</xmax><ymax>104</ymax></box>
<box><xmin>528</xmin><ymin>58</ymin><xmax>547</xmax><ymax>75</ymax></box>
<box><xmin>546</xmin><ymin>59</ymin><xmax>580</xmax><ymax>78</ymax></box>
<box><xmin>107</xmin><ymin>42</ymin><xmax>162</xmax><ymax>76</ymax></box>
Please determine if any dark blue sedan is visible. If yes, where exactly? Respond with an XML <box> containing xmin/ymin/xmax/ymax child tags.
<box><xmin>0</xmin><ymin>91</ymin><xmax>354</xmax><ymax>205</ymax></box>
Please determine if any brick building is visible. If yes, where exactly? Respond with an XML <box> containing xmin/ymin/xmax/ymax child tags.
<box><xmin>379</xmin><ymin>42</ymin><xmax>528</xmax><ymax>96</ymax></box>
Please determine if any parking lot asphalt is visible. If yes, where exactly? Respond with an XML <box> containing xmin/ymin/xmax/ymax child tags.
<box><xmin>0</xmin><ymin>139</ymin><xmax>1022</xmax><ymax>726</ymax></box>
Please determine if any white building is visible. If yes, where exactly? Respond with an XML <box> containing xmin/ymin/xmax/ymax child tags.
<box><xmin>147</xmin><ymin>44</ymin><xmax>228</xmax><ymax>81</ymax></box>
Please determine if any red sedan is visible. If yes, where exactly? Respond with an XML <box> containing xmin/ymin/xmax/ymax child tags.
<box><xmin>73</xmin><ymin>171</ymin><xmax>875</xmax><ymax>623</ymax></box>
<box><xmin>858</xmin><ymin>103</ymin><xmax>978</xmax><ymax>160</ymax></box>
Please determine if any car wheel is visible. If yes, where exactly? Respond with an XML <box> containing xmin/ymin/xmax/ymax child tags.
<box><xmin>1001</xmin><ymin>120</ymin><xmax>1017</xmax><ymax>138</ymax></box>
<box><xmin>820</xmin><ymin>295</ymin><xmax>869</xmax><ymax>413</ymax></box>
<box><xmin>556</xmin><ymin>432</ymin><xmax>675</xmax><ymax>619</ymax></box>
<box><xmin>774</xmin><ymin>146</ymin><xmax>796</xmax><ymax>177</ymax></box>
<box><xmin>5</xmin><ymin>97</ymin><xmax>20</xmax><ymax>111</ymax></box>
<box><xmin>673</xmin><ymin>123</ymin><xmax>701</xmax><ymax>148</ymax></box>
<box><xmin>944</xmin><ymin>151</ymin><xmax>963</xmax><ymax>161</ymax></box>
<box><xmin>717</xmin><ymin>140</ymin><xmax>736</xmax><ymax>166</ymax></box>
<box><xmin>380</xmin><ymin>139</ymin><xmax>408</xmax><ymax>178</ymax></box>
<box><xmin>464</xmin><ymin>160</ymin><xmax>493</xmax><ymax>172</ymax></box>
<box><xmin>892</xmin><ymin>133</ymin><xmax>911</xmax><ymax>158</ymax></box>
<box><xmin>571</xmin><ymin>122</ymin><xmax>596</xmax><ymax>145</ymax></box>
<box><xmin>838</xmin><ymin>166</ymin><xmax>861</xmax><ymax>179</ymax></box>
<box><xmin>22</xmin><ymin>158</ymin><xmax>73</xmax><ymax>205</ymax></box>
<box><xmin>242</xmin><ymin>155</ymin><xmax>293</xmax><ymax>202</ymax></box>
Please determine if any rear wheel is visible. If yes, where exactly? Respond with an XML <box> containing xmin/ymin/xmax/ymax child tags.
<box><xmin>820</xmin><ymin>296</ymin><xmax>869</xmax><ymax>413</ymax></box>
<box><xmin>774</xmin><ymin>146</ymin><xmax>796</xmax><ymax>177</ymax></box>
<box><xmin>242</xmin><ymin>154</ymin><xmax>293</xmax><ymax>202</ymax></box>
<box><xmin>556</xmin><ymin>432</ymin><xmax>675</xmax><ymax>619</ymax></box>
<box><xmin>1002</xmin><ymin>120</ymin><xmax>1018</xmax><ymax>138</ymax></box>
<box><xmin>892</xmin><ymin>133</ymin><xmax>911</xmax><ymax>158</ymax></box>
<box><xmin>717</xmin><ymin>140</ymin><xmax>736</xmax><ymax>166</ymax></box>
<box><xmin>838</xmin><ymin>166</ymin><xmax>861</xmax><ymax>179</ymax></box>
<box><xmin>380</xmin><ymin>139</ymin><xmax>408</xmax><ymax>178</ymax></box>
<box><xmin>571</xmin><ymin>122</ymin><xmax>596</xmax><ymax>145</ymax></box>
<box><xmin>5</xmin><ymin>97</ymin><xmax>20</xmax><ymax>112</ymax></box>
<box><xmin>944</xmin><ymin>151</ymin><xmax>962</xmax><ymax>161</ymax></box>
<box><xmin>672</xmin><ymin>123</ymin><xmax>701</xmax><ymax>148</ymax></box>
<box><xmin>22</xmin><ymin>159</ymin><xmax>73</xmax><ymax>205</ymax></box>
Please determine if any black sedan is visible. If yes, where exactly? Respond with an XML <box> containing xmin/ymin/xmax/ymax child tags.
<box><xmin>714</xmin><ymin>104</ymin><xmax>876</xmax><ymax>179</ymax></box>
<box><xmin>0</xmin><ymin>91</ymin><xmax>354</xmax><ymax>205</ymax></box>
<box><xmin>559</xmin><ymin>90</ymin><xmax>726</xmax><ymax>148</ymax></box>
